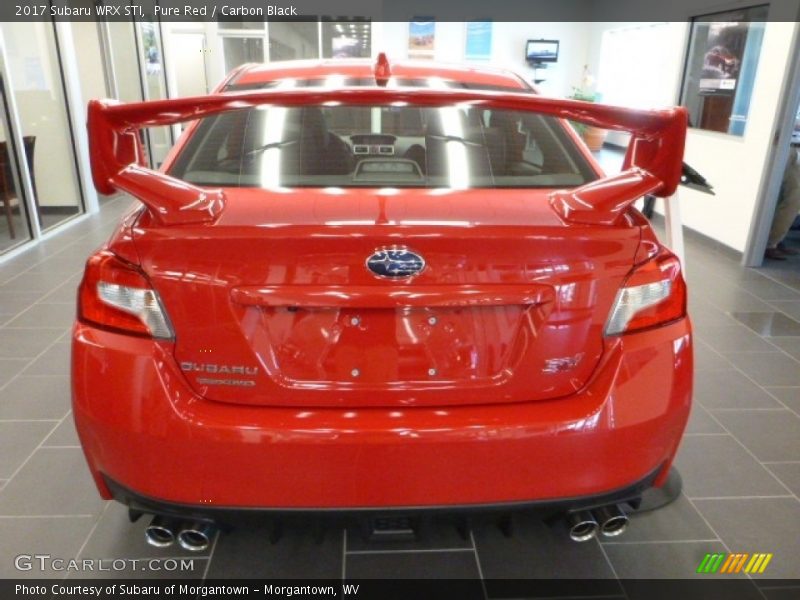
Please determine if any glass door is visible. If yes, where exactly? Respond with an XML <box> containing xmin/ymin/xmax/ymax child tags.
<box><xmin>136</xmin><ymin>20</ymin><xmax>173</xmax><ymax>167</ymax></box>
<box><xmin>0</xmin><ymin>22</ymin><xmax>84</xmax><ymax>235</ymax></box>
<box><xmin>0</xmin><ymin>73</ymin><xmax>33</xmax><ymax>253</ymax></box>
<box><xmin>101</xmin><ymin>15</ymin><xmax>173</xmax><ymax>168</ymax></box>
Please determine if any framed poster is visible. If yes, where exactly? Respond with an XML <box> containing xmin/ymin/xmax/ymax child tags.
<box><xmin>408</xmin><ymin>20</ymin><xmax>435</xmax><ymax>59</ymax></box>
<box><xmin>465</xmin><ymin>21</ymin><xmax>492</xmax><ymax>61</ymax></box>
<box><xmin>679</xmin><ymin>5</ymin><xmax>768</xmax><ymax>136</ymax></box>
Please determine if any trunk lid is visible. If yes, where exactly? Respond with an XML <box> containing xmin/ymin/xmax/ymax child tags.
<box><xmin>133</xmin><ymin>187</ymin><xmax>640</xmax><ymax>408</ymax></box>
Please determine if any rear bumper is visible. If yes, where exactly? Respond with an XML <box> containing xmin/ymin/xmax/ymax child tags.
<box><xmin>71</xmin><ymin>318</ymin><xmax>692</xmax><ymax>510</ymax></box>
<box><xmin>103</xmin><ymin>465</ymin><xmax>668</xmax><ymax>523</ymax></box>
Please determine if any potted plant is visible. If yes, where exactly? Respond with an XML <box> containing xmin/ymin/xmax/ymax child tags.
<box><xmin>569</xmin><ymin>66</ymin><xmax>607</xmax><ymax>152</ymax></box>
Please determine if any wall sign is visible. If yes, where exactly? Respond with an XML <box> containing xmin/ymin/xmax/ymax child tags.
<box><xmin>408</xmin><ymin>20</ymin><xmax>435</xmax><ymax>60</ymax></box>
<box><xmin>679</xmin><ymin>5</ymin><xmax>768</xmax><ymax>136</ymax></box>
<box><xmin>465</xmin><ymin>21</ymin><xmax>492</xmax><ymax>61</ymax></box>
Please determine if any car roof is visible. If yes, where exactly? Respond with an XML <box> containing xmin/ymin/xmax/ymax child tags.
<box><xmin>227</xmin><ymin>58</ymin><xmax>531</xmax><ymax>91</ymax></box>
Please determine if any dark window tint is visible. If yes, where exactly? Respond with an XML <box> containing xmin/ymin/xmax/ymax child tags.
<box><xmin>169</xmin><ymin>104</ymin><xmax>596</xmax><ymax>189</ymax></box>
<box><xmin>224</xmin><ymin>78</ymin><xmax>529</xmax><ymax>92</ymax></box>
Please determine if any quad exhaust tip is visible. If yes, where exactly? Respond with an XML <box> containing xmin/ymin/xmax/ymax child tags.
<box><xmin>566</xmin><ymin>504</ymin><xmax>630</xmax><ymax>542</ymax></box>
<box><xmin>144</xmin><ymin>516</ymin><xmax>177</xmax><ymax>548</ymax></box>
<box><xmin>177</xmin><ymin>521</ymin><xmax>216</xmax><ymax>552</ymax></box>
<box><xmin>144</xmin><ymin>516</ymin><xmax>216</xmax><ymax>551</ymax></box>
<box><xmin>566</xmin><ymin>511</ymin><xmax>599</xmax><ymax>542</ymax></box>
<box><xmin>593</xmin><ymin>505</ymin><xmax>629</xmax><ymax>538</ymax></box>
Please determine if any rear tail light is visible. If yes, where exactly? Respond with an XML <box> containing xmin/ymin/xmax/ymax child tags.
<box><xmin>604</xmin><ymin>249</ymin><xmax>686</xmax><ymax>336</ymax></box>
<box><xmin>78</xmin><ymin>251</ymin><xmax>174</xmax><ymax>339</ymax></box>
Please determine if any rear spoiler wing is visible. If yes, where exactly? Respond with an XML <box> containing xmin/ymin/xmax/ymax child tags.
<box><xmin>87</xmin><ymin>88</ymin><xmax>688</xmax><ymax>226</ymax></box>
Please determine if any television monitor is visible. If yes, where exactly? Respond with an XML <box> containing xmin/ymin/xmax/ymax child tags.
<box><xmin>526</xmin><ymin>39</ymin><xmax>559</xmax><ymax>63</ymax></box>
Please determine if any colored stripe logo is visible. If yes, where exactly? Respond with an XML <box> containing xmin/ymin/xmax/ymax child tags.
<box><xmin>696</xmin><ymin>552</ymin><xmax>773</xmax><ymax>574</ymax></box>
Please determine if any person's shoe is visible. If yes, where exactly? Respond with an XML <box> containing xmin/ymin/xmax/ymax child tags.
<box><xmin>765</xmin><ymin>247</ymin><xmax>788</xmax><ymax>260</ymax></box>
<box><xmin>776</xmin><ymin>242</ymin><xmax>800</xmax><ymax>256</ymax></box>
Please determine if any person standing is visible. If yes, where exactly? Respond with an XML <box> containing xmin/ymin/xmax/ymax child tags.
<box><xmin>765</xmin><ymin>146</ymin><xmax>800</xmax><ymax>260</ymax></box>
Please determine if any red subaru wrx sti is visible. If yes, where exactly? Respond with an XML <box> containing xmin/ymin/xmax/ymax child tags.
<box><xmin>72</xmin><ymin>56</ymin><xmax>693</xmax><ymax>551</ymax></box>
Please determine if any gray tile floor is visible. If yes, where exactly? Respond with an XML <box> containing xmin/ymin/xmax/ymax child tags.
<box><xmin>0</xmin><ymin>206</ymin><xmax>83</xmax><ymax>255</ymax></box>
<box><xmin>0</xmin><ymin>193</ymin><xmax>800</xmax><ymax>596</ymax></box>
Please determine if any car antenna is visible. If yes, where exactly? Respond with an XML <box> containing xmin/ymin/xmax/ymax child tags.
<box><xmin>374</xmin><ymin>52</ymin><xmax>391</xmax><ymax>86</ymax></box>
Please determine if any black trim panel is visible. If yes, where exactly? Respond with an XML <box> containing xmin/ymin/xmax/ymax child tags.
<box><xmin>104</xmin><ymin>464</ymin><xmax>664</xmax><ymax>525</ymax></box>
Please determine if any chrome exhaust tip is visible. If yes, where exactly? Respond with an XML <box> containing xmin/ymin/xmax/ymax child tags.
<box><xmin>144</xmin><ymin>516</ymin><xmax>177</xmax><ymax>548</ymax></box>
<box><xmin>594</xmin><ymin>505</ymin><xmax>629</xmax><ymax>538</ymax></box>
<box><xmin>177</xmin><ymin>521</ymin><xmax>216</xmax><ymax>552</ymax></box>
<box><xmin>566</xmin><ymin>511</ymin><xmax>599</xmax><ymax>542</ymax></box>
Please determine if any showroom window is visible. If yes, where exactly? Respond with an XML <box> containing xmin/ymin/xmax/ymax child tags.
<box><xmin>0</xmin><ymin>83</ymin><xmax>33</xmax><ymax>253</ymax></box>
<box><xmin>0</xmin><ymin>22</ymin><xmax>85</xmax><ymax>248</ymax></box>
<box><xmin>321</xmin><ymin>19</ymin><xmax>371</xmax><ymax>58</ymax></box>
<box><xmin>101</xmin><ymin>18</ymin><xmax>174</xmax><ymax>168</ymax></box>
<box><xmin>269</xmin><ymin>21</ymin><xmax>320</xmax><ymax>61</ymax></box>
<box><xmin>104</xmin><ymin>21</ymin><xmax>144</xmax><ymax>101</ymax></box>
<box><xmin>222</xmin><ymin>36</ymin><xmax>265</xmax><ymax>73</ymax></box>
<box><xmin>216</xmin><ymin>20</ymin><xmax>372</xmax><ymax>79</ymax></box>
<box><xmin>138</xmin><ymin>22</ymin><xmax>174</xmax><ymax>167</ymax></box>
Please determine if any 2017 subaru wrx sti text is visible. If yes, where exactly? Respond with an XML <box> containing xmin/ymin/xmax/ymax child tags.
<box><xmin>72</xmin><ymin>56</ymin><xmax>693</xmax><ymax>550</ymax></box>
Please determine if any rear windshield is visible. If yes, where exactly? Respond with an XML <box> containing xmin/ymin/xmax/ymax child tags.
<box><xmin>169</xmin><ymin>104</ymin><xmax>597</xmax><ymax>189</ymax></box>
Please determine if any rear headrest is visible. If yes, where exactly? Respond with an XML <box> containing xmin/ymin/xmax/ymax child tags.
<box><xmin>284</xmin><ymin>107</ymin><xmax>328</xmax><ymax>146</ymax></box>
<box><xmin>487</xmin><ymin>110</ymin><xmax>516</xmax><ymax>131</ymax></box>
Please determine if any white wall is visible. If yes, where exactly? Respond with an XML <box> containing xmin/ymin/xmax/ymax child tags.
<box><xmin>376</xmin><ymin>22</ymin><xmax>590</xmax><ymax>97</ymax></box>
<box><xmin>585</xmin><ymin>22</ymin><xmax>687</xmax><ymax>147</ymax></box>
<box><xmin>594</xmin><ymin>22</ymin><xmax>688</xmax><ymax>109</ymax></box>
<box><xmin>491</xmin><ymin>22</ymin><xmax>591</xmax><ymax>97</ymax></box>
<box><xmin>680</xmin><ymin>21</ymin><xmax>797</xmax><ymax>252</ymax></box>
<box><xmin>165</xmin><ymin>29</ymin><xmax>209</xmax><ymax>97</ymax></box>
<box><xmin>586</xmin><ymin>0</ymin><xmax>800</xmax><ymax>256</ymax></box>
<box><xmin>586</xmin><ymin>19</ymin><xmax>798</xmax><ymax>253</ymax></box>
